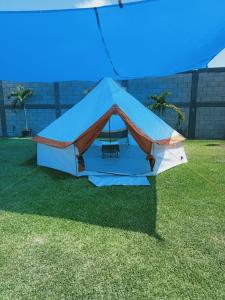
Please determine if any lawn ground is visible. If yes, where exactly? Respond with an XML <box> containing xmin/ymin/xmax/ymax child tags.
<box><xmin>0</xmin><ymin>139</ymin><xmax>225</xmax><ymax>299</ymax></box>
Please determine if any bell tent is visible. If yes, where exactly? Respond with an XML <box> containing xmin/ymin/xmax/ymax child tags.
<box><xmin>33</xmin><ymin>78</ymin><xmax>187</xmax><ymax>177</ymax></box>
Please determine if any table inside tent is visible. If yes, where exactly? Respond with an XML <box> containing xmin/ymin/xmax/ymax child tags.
<box><xmin>101</xmin><ymin>141</ymin><xmax>120</xmax><ymax>158</ymax></box>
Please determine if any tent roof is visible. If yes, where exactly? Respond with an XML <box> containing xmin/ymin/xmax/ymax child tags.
<box><xmin>1</xmin><ymin>0</ymin><xmax>225</xmax><ymax>81</ymax></box>
<box><xmin>36</xmin><ymin>78</ymin><xmax>184</xmax><ymax>145</ymax></box>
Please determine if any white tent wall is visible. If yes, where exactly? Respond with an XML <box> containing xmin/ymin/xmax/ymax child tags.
<box><xmin>152</xmin><ymin>143</ymin><xmax>187</xmax><ymax>175</ymax></box>
<box><xmin>37</xmin><ymin>144</ymin><xmax>78</xmax><ymax>176</ymax></box>
<box><xmin>36</xmin><ymin>141</ymin><xmax>187</xmax><ymax>177</ymax></box>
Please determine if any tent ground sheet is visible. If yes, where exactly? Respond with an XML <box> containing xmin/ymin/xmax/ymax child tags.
<box><xmin>83</xmin><ymin>145</ymin><xmax>150</xmax><ymax>176</ymax></box>
<box><xmin>88</xmin><ymin>175</ymin><xmax>150</xmax><ymax>187</ymax></box>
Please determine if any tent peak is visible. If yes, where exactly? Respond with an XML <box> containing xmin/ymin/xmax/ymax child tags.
<box><xmin>100</xmin><ymin>77</ymin><xmax>117</xmax><ymax>83</ymax></box>
<box><xmin>97</xmin><ymin>77</ymin><xmax>121</xmax><ymax>91</ymax></box>
<box><xmin>101</xmin><ymin>77</ymin><xmax>114</xmax><ymax>82</ymax></box>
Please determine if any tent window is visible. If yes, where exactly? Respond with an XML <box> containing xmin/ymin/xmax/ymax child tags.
<box><xmin>98</xmin><ymin>129</ymin><xmax>128</xmax><ymax>140</ymax></box>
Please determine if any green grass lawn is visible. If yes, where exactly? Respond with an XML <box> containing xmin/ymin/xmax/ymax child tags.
<box><xmin>0</xmin><ymin>139</ymin><xmax>225</xmax><ymax>299</ymax></box>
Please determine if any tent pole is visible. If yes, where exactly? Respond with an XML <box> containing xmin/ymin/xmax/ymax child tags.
<box><xmin>109</xmin><ymin>117</ymin><xmax>112</xmax><ymax>158</ymax></box>
<box><xmin>109</xmin><ymin>117</ymin><xmax>111</xmax><ymax>144</ymax></box>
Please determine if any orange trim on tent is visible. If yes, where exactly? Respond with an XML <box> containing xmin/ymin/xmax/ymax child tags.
<box><xmin>155</xmin><ymin>136</ymin><xmax>185</xmax><ymax>145</ymax></box>
<box><xmin>33</xmin><ymin>129</ymin><xmax>184</xmax><ymax>149</ymax></box>
<box><xmin>32</xmin><ymin>136</ymin><xmax>71</xmax><ymax>148</ymax></box>
<box><xmin>75</xmin><ymin>104</ymin><xmax>153</xmax><ymax>154</ymax></box>
<box><xmin>75</xmin><ymin>105</ymin><xmax>117</xmax><ymax>154</ymax></box>
<box><xmin>115</xmin><ymin>106</ymin><xmax>152</xmax><ymax>154</ymax></box>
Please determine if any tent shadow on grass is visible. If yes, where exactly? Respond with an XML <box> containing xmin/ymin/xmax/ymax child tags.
<box><xmin>2</xmin><ymin>157</ymin><xmax>162</xmax><ymax>239</ymax></box>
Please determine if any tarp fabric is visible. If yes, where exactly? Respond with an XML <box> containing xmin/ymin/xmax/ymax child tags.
<box><xmin>0</xmin><ymin>0</ymin><xmax>146</xmax><ymax>11</ymax></box>
<box><xmin>88</xmin><ymin>175</ymin><xmax>150</xmax><ymax>186</ymax></box>
<box><xmin>1</xmin><ymin>0</ymin><xmax>225</xmax><ymax>81</ymax></box>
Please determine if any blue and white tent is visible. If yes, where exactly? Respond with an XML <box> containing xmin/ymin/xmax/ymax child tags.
<box><xmin>1</xmin><ymin>0</ymin><xmax>225</xmax><ymax>81</ymax></box>
<box><xmin>34</xmin><ymin>78</ymin><xmax>187</xmax><ymax>177</ymax></box>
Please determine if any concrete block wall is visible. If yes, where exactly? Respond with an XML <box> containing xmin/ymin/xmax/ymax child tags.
<box><xmin>197</xmin><ymin>72</ymin><xmax>225</xmax><ymax>102</ymax></box>
<box><xmin>128</xmin><ymin>74</ymin><xmax>192</xmax><ymax>136</ymax></box>
<box><xmin>0</xmin><ymin>68</ymin><xmax>225</xmax><ymax>139</ymax></box>
<box><xmin>128</xmin><ymin>73</ymin><xmax>192</xmax><ymax>105</ymax></box>
<box><xmin>3</xmin><ymin>81</ymin><xmax>55</xmax><ymax>105</ymax></box>
<box><xmin>26</xmin><ymin>109</ymin><xmax>56</xmax><ymax>134</ymax></box>
<box><xmin>195</xmin><ymin>72</ymin><xmax>225</xmax><ymax>139</ymax></box>
<box><xmin>1</xmin><ymin>81</ymin><xmax>56</xmax><ymax>136</ymax></box>
<box><xmin>195</xmin><ymin>107</ymin><xmax>225</xmax><ymax>139</ymax></box>
<box><xmin>4</xmin><ymin>109</ymin><xmax>56</xmax><ymax>136</ymax></box>
<box><xmin>59</xmin><ymin>81</ymin><xmax>95</xmax><ymax>105</ymax></box>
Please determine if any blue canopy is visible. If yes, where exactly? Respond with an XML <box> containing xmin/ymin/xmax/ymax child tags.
<box><xmin>1</xmin><ymin>0</ymin><xmax>225</xmax><ymax>82</ymax></box>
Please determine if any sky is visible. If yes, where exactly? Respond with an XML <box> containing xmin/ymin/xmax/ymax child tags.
<box><xmin>208</xmin><ymin>48</ymin><xmax>225</xmax><ymax>67</ymax></box>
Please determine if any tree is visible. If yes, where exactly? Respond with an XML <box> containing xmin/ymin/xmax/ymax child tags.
<box><xmin>8</xmin><ymin>85</ymin><xmax>33</xmax><ymax>133</ymax></box>
<box><xmin>147</xmin><ymin>91</ymin><xmax>184</xmax><ymax>128</ymax></box>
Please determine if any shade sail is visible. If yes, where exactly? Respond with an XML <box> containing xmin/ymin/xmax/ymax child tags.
<box><xmin>1</xmin><ymin>0</ymin><xmax>225</xmax><ymax>82</ymax></box>
<box><xmin>0</xmin><ymin>0</ymin><xmax>146</xmax><ymax>11</ymax></box>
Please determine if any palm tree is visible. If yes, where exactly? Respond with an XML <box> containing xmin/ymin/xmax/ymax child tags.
<box><xmin>147</xmin><ymin>91</ymin><xmax>184</xmax><ymax>128</ymax></box>
<box><xmin>8</xmin><ymin>85</ymin><xmax>33</xmax><ymax>134</ymax></box>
